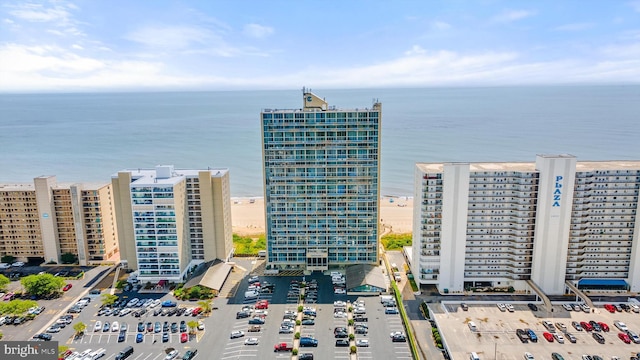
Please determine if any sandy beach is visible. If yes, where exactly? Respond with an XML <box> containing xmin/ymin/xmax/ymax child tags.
<box><xmin>231</xmin><ymin>196</ymin><xmax>413</xmax><ymax>236</ymax></box>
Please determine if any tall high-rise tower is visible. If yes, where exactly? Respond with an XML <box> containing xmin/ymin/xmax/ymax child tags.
<box><xmin>261</xmin><ymin>90</ymin><xmax>381</xmax><ymax>271</ymax></box>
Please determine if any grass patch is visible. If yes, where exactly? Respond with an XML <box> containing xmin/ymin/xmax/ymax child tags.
<box><xmin>233</xmin><ymin>234</ymin><xmax>266</xmax><ymax>255</ymax></box>
<box><xmin>381</xmin><ymin>233</ymin><xmax>412</xmax><ymax>250</ymax></box>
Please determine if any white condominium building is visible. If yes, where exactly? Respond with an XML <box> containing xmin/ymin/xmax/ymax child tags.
<box><xmin>413</xmin><ymin>155</ymin><xmax>640</xmax><ymax>295</ymax></box>
<box><xmin>112</xmin><ymin>165</ymin><xmax>232</xmax><ymax>282</ymax></box>
<box><xmin>0</xmin><ymin>176</ymin><xmax>119</xmax><ymax>265</ymax></box>
<box><xmin>261</xmin><ymin>91</ymin><xmax>381</xmax><ymax>271</ymax></box>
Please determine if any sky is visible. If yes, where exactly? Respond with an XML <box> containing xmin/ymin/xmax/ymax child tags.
<box><xmin>1</xmin><ymin>0</ymin><xmax>640</xmax><ymax>92</ymax></box>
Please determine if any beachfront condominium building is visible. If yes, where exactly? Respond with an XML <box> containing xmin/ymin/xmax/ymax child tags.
<box><xmin>0</xmin><ymin>176</ymin><xmax>119</xmax><ymax>265</ymax></box>
<box><xmin>261</xmin><ymin>90</ymin><xmax>381</xmax><ymax>271</ymax></box>
<box><xmin>412</xmin><ymin>154</ymin><xmax>640</xmax><ymax>295</ymax></box>
<box><xmin>112</xmin><ymin>165</ymin><xmax>232</xmax><ymax>282</ymax></box>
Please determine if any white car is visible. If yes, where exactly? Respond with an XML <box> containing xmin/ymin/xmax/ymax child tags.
<box><xmin>553</xmin><ymin>333</ymin><xmax>564</xmax><ymax>343</ymax></box>
<box><xmin>333</xmin><ymin>311</ymin><xmax>347</xmax><ymax>318</ymax></box>
<box><xmin>197</xmin><ymin>320</ymin><xmax>204</xmax><ymax>331</ymax></box>
<box><xmin>184</xmin><ymin>308</ymin><xmax>194</xmax><ymax>316</ymax></box>
<box><xmin>614</xmin><ymin>321</ymin><xmax>627</xmax><ymax>331</ymax></box>
<box><xmin>505</xmin><ymin>304</ymin><xmax>515</xmax><ymax>312</ymax></box>
<box><xmin>356</xmin><ymin>339</ymin><xmax>369</xmax><ymax>347</ymax></box>
<box><xmin>111</xmin><ymin>321</ymin><xmax>119</xmax><ymax>332</ymax></box>
<box><xmin>119</xmin><ymin>308</ymin><xmax>132</xmax><ymax>316</ymax></box>
<box><xmin>390</xmin><ymin>331</ymin><xmax>404</xmax><ymax>338</ymax></box>
<box><xmin>164</xmin><ymin>350</ymin><xmax>179</xmax><ymax>360</ymax></box>
<box><xmin>497</xmin><ymin>303</ymin><xmax>506</xmax><ymax>312</ymax></box>
<box><xmin>0</xmin><ymin>263</ymin><xmax>11</xmax><ymax>269</ymax></box>
<box><xmin>333</xmin><ymin>301</ymin><xmax>347</xmax><ymax>307</ymax></box>
<box><xmin>244</xmin><ymin>337</ymin><xmax>259</xmax><ymax>345</ymax></box>
<box><xmin>562</xmin><ymin>303</ymin><xmax>573</xmax><ymax>311</ymax></box>
<box><xmin>230</xmin><ymin>330</ymin><xmax>245</xmax><ymax>339</ymax></box>
<box><xmin>334</xmin><ymin>288</ymin><xmax>346</xmax><ymax>294</ymax></box>
<box><xmin>524</xmin><ymin>352</ymin><xmax>534</xmax><ymax>360</ymax></box>
<box><xmin>254</xmin><ymin>309</ymin><xmax>268</xmax><ymax>316</ymax></box>
<box><xmin>12</xmin><ymin>261</ymin><xmax>25</xmax><ymax>267</ymax></box>
<box><xmin>94</xmin><ymin>321</ymin><xmax>102</xmax><ymax>332</ymax></box>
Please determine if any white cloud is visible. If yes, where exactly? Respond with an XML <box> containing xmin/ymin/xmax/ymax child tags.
<box><xmin>629</xmin><ymin>1</ymin><xmax>640</xmax><ymax>12</ymax></box>
<box><xmin>431</xmin><ymin>21</ymin><xmax>451</xmax><ymax>31</ymax></box>
<box><xmin>8</xmin><ymin>3</ymin><xmax>71</xmax><ymax>22</ymax></box>
<box><xmin>243</xmin><ymin>23</ymin><xmax>274</xmax><ymax>39</ymax></box>
<box><xmin>71</xmin><ymin>44</ymin><xmax>83</xmax><ymax>50</ymax></box>
<box><xmin>404</xmin><ymin>45</ymin><xmax>427</xmax><ymax>56</ymax></box>
<box><xmin>3</xmin><ymin>18</ymin><xmax>14</xmax><ymax>24</ymax></box>
<box><xmin>554</xmin><ymin>23</ymin><xmax>594</xmax><ymax>32</ymax></box>
<box><xmin>126</xmin><ymin>25</ymin><xmax>215</xmax><ymax>50</ymax></box>
<box><xmin>6</xmin><ymin>1</ymin><xmax>85</xmax><ymax>37</ymax></box>
<box><xmin>600</xmin><ymin>42</ymin><xmax>640</xmax><ymax>58</ymax></box>
<box><xmin>492</xmin><ymin>10</ymin><xmax>536</xmax><ymax>23</ymax></box>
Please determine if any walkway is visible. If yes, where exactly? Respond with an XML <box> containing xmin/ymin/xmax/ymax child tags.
<box><xmin>565</xmin><ymin>280</ymin><xmax>594</xmax><ymax>308</ymax></box>
<box><xmin>526</xmin><ymin>279</ymin><xmax>552</xmax><ymax>311</ymax></box>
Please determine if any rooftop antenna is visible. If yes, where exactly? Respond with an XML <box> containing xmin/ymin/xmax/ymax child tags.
<box><xmin>302</xmin><ymin>86</ymin><xmax>306</xmax><ymax>94</ymax></box>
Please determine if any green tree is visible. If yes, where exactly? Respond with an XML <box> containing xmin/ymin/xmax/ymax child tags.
<box><xmin>0</xmin><ymin>274</ymin><xmax>10</xmax><ymax>290</ymax></box>
<box><xmin>20</xmin><ymin>273</ymin><xmax>65</xmax><ymax>297</ymax></box>
<box><xmin>187</xmin><ymin>320</ymin><xmax>198</xmax><ymax>334</ymax></box>
<box><xmin>0</xmin><ymin>299</ymin><xmax>38</xmax><ymax>315</ymax></box>
<box><xmin>61</xmin><ymin>252</ymin><xmax>78</xmax><ymax>264</ymax></box>
<box><xmin>197</xmin><ymin>300</ymin><xmax>213</xmax><ymax>316</ymax></box>
<box><xmin>1</xmin><ymin>255</ymin><xmax>15</xmax><ymax>264</ymax></box>
<box><xmin>100</xmin><ymin>294</ymin><xmax>118</xmax><ymax>307</ymax></box>
<box><xmin>188</xmin><ymin>286</ymin><xmax>201</xmax><ymax>299</ymax></box>
<box><xmin>73</xmin><ymin>322</ymin><xmax>86</xmax><ymax>335</ymax></box>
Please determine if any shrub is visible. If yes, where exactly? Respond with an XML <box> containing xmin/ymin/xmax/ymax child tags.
<box><xmin>348</xmin><ymin>334</ymin><xmax>355</xmax><ymax>340</ymax></box>
<box><xmin>294</xmin><ymin>332</ymin><xmax>300</xmax><ymax>339</ymax></box>
<box><xmin>350</xmin><ymin>345</ymin><xmax>357</xmax><ymax>354</ymax></box>
<box><xmin>292</xmin><ymin>349</ymin><xmax>298</xmax><ymax>355</ymax></box>
<box><xmin>381</xmin><ymin>233</ymin><xmax>412</xmax><ymax>250</ymax></box>
<box><xmin>297</xmin><ymin>305</ymin><xmax>303</xmax><ymax>312</ymax></box>
<box><xmin>295</xmin><ymin>320</ymin><xmax>301</xmax><ymax>326</ymax></box>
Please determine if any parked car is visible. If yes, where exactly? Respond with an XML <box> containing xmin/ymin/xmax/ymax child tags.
<box><xmin>592</xmin><ymin>332</ymin><xmax>605</xmax><ymax>344</ymax></box>
<box><xmin>180</xmin><ymin>332</ymin><xmax>188</xmax><ymax>343</ymax></box>
<box><xmin>136</xmin><ymin>333</ymin><xmax>143</xmax><ymax>343</ymax></box>
<box><xmin>335</xmin><ymin>339</ymin><xmax>349</xmax><ymax>347</ymax></box>
<box><xmin>542</xmin><ymin>332</ymin><xmax>554</xmax><ymax>342</ymax></box>
<box><xmin>244</xmin><ymin>337</ymin><xmax>259</xmax><ymax>345</ymax></box>
<box><xmin>572</xmin><ymin>321</ymin><xmax>583</xmax><ymax>331</ymax></box>
<box><xmin>527</xmin><ymin>303</ymin><xmax>538</xmax><ymax>311</ymax></box>
<box><xmin>230</xmin><ymin>331</ymin><xmax>245</xmax><ymax>339</ymax></box>
<box><xmin>63</xmin><ymin>284</ymin><xmax>72</xmax><ymax>291</ymax></box>
<box><xmin>619</xmin><ymin>332</ymin><xmax>632</xmax><ymax>344</ymax></box>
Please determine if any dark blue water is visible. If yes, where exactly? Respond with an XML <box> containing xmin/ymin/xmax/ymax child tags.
<box><xmin>1</xmin><ymin>86</ymin><xmax>639</xmax><ymax>196</ymax></box>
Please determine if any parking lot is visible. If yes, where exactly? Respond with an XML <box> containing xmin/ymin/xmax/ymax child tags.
<box><xmin>2</xmin><ymin>259</ymin><xmax>413</xmax><ymax>360</ymax></box>
<box><xmin>433</xmin><ymin>301</ymin><xmax>640</xmax><ymax>360</ymax></box>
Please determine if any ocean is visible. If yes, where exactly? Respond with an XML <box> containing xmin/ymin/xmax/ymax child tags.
<box><xmin>1</xmin><ymin>86</ymin><xmax>639</xmax><ymax>197</ymax></box>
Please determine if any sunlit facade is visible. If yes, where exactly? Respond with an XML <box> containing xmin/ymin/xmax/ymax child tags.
<box><xmin>262</xmin><ymin>91</ymin><xmax>381</xmax><ymax>271</ymax></box>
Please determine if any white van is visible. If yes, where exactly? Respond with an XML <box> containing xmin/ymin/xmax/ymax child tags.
<box><xmin>470</xmin><ymin>352</ymin><xmax>480</xmax><ymax>360</ymax></box>
<box><xmin>468</xmin><ymin>321</ymin><xmax>478</xmax><ymax>331</ymax></box>
<box><xmin>257</xmin><ymin>250</ymin><xmax>266</xmax><ymax>258</ymax></box>
<box><xmin>380</xmin><ymin>295</ymin><xmax>394</xmax><ymax>303</ymax></box>
<box><xmin>244</xmin><ymin>291</ymin><xmax>259</xmax><ymax>300</ymax></box>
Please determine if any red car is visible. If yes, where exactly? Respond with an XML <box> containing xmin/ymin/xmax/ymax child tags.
<box><xmin>618</xmin><ymin>332</ymin><xmax>631</xmax><ymax>344</ymax></box>
<box><xmin>604</xmin><ymin>304</ymin><xmax>616</xmax><ymax>313</ymax></box>
<box><xmin>63</xmin><ymin>284</ymin><xmax>72</xmax><ymax>291</ymax></box>
<box><xmin>543</xmin><ymin>332</ymin><xmax>554</xmax><ymax>342</ymax></box>
<box><xmin>255</xmin><ymin>300</ymin><xmax>269</xmax><ymax>309</ymax></box>
<box><xmin>191</xmin><ymin>307</ymin><xmax>202</xmax><ymax>316</ymax></box>
<box><xmin>180</xmin><ymin>332</ymin><xmax>188</xmax><ymax>343</ymax></box>
<box><xmin>598</xmin><ymin>322</ymin><xmax>609</xmax><ymax>332</ymax></box>
<box><xmin>580</xmin><ymin>321</ymin><xmax>593</xmax><ymax>331</ymax></box>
